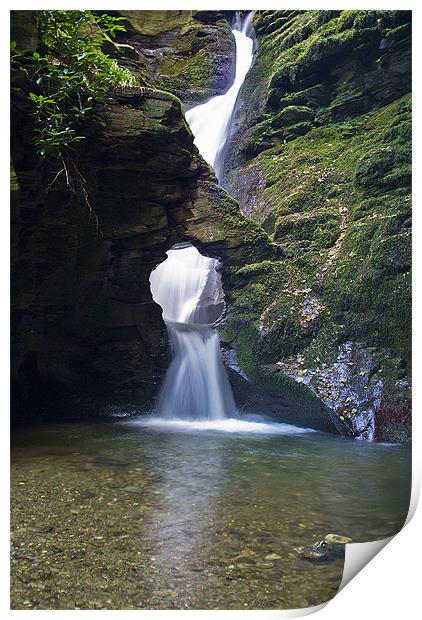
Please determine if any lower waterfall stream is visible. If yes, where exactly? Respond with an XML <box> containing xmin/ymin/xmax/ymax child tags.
<box><xmin>149</xmin><ymin>244</ymin><xmax>236</xmax><ymax>422</ymax></box>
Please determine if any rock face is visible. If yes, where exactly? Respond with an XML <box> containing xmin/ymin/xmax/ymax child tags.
<box><xmin>11</xmin><ymin>79</ymin><xmax>270</xmax><ymax>419</ymax></box>
<box><xmin>105</xmin><ymin>10</ymin><xmax>236</xmax><ymax>106</ymax></box>
<box><xmin>222</xmin><ymin>10</ymin><xmax>411</xmax><ymax>441</ymax></box>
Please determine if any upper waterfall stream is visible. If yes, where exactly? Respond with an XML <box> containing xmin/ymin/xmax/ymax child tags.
<box><xmin>185</xmin><ymin>11</ymin><xmax>254</xmax><ymax>181</ymax></box>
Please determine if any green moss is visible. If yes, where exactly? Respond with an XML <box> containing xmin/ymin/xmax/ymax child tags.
<box><xmin>11</xmin><ymin>162</ymin><xmax>19</xmax><ymax>192</ymax></box>
<box><xmin>264</xmin><ymin>13</ymin><xmax>372</xmax><ymax>91</ymax></box>
<box><xmin>146</xmin><ymin>88</ymin><xmax>182</xmax><ymax>104</ymax></box>
<box><xmin>235</xmin><ymin>260</ymin><xmax>276</xmax><ymax>277</ymax></box>
<box><xmin>228</xmin><ymin>93</ymin><xmax>411</xmax><ymax>393</ymax></box>
<box><xmin>159</xmin><ymin>49</ymin><xmax>214</xmax><ymax>87</ymax></box>
<box><xmin>186</xmin><ymin>50</ymin><xmax>216</xmax><ymax>86</ymax></box>
<box><xmin>274</xmin><ymin>210</ymin><xmax>340</xmax><ymax>245</ymax></box>
<box><xmin>249</xmin><ymin>10</ymin><xmax>410</xmax><ymax>147</ymax></box>
<box><xmin>206</xmin><ymin>183</ymin><xmax>271</xmax><ymax>247</ymax></box>
<box><xmin>233</xmin><ymin>325</ymin><xmax>258</xmax><ymax>378</ymax></box>
<box><xmin>273</xmin><ymin>105</ymin><xmax>315</xmax><ymax>126</ymax></box>
<box><xmin>354</xmin><ymin>146</ymin><xmax>411</xmax><ymax>194</ymax></box>
<box><xmin>384</xmin><ymin>22</ymin><xmax>411</xmax><ymax>44</ymax></box>
<box><xmin>258</xmin><ymin>320</ymin><xmax>315</xmax><ymax>362</ymax></box>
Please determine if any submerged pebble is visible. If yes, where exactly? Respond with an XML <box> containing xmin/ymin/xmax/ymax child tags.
<box><xmin>300</xmin><ymin>533</ymin><xmax>352</xmax><ymax>562</ymax></box>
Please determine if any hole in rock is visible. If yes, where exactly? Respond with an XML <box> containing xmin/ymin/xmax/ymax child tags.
<box><xmin>149</xmin><ymin>242</ymin><xmax>225</xmax><ymax>326</ymax></box>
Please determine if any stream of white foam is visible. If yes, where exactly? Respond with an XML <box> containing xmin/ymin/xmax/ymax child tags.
<box><xmin>185</xmin><ymin>12</ymin><xmax>254</xmax><ymax>180</ymax></box>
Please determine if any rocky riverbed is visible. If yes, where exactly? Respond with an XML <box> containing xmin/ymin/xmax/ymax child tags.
<box><xmin>11</xmin><ymin>419</ymin><xmax>411</xmax><ymax>610</ymax></box>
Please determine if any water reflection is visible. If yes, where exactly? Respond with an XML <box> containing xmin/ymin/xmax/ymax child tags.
<box><xmin>140</xmin><ymin>428</ymin><xmax>226</xmax><ymax>604</ymax></box>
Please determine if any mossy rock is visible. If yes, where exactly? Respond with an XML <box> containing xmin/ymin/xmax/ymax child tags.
<box><xmin>273</xmin><ymin>105</ymin><xmax>315</xmax><ymax>127</ymax></box>
<box><xmin>235</xmin><ymin>260</ymin><xmax>277</xmax><ymax>278</ymax></box>
<box><xmin>354</xmin><ymin>146</ymin><xmax>411</xmax><ymax>194</ymax></box>
<box><xmin>223</xmin><ymin>25</ymin><xmax>411</xmax><ymax>438</ymax></box>
<box><xmin>274</xmin><ymin>210</ymin><xmax>341</xmax><ymax>245</ymax></box>
<box><xmin>113</xmin><ymin>10</ymin><xmax>236</xmax><ymax>104</ymax></box>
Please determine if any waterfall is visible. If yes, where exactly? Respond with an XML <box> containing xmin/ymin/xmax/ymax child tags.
<box><xmin>148</xmin><ymin>13</ymin><xmax>255</xmax><ymax>423</ymax></box>
<box><xmin>150</xmin><ymin>244</ymin><xmax>236</xmax><ymax>420</ymax></box>
<box><xmin>185</xmin><ymin>11</ymin><xmax>254</xmax><ymax>181</ymax></box>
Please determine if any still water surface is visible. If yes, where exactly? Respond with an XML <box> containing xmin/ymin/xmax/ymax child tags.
<box><xmin>11</xmin><ymin>415</ymin><xmax>411</xmax><ymax>610</ymax></box>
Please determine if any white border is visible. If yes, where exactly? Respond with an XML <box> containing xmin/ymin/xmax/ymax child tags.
<box><xmin>2</xmin><ymin>1</ymin><xmax>420</xmax><ymax>617</ymax></box>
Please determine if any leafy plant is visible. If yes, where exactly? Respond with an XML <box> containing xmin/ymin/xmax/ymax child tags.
<box><xmin>11</xmin><ymin>11</ymin><xmax>143</xmax><ymax>235</ymax></box>
<box><xmin>12</xmin><ymin>10</ymin><xmax>139</xmax><ymax>158</ymax></box>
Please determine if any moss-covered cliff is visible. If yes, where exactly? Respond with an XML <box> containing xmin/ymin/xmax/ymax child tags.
<box><xmin>223</xmin><ymin>10</ymin><xmax>411</xmax><ymax>441</ymax></box>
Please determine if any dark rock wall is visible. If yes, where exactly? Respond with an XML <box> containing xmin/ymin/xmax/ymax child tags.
<box><xmin>221</xmin><ymin>10</ymin><xmax>411</xmax><ymax>441</ymax></box>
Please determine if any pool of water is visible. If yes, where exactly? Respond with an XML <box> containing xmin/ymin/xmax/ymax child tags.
<box><xmin>11</xmin><ymin>414</ymin><xmax>411</xmax><ymax>610</ymax></box>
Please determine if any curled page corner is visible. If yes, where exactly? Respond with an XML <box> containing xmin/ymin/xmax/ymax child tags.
<box><xmin>340</xmin><ymin>472</ymin><xmax>419</xmax><ymax>591</ymax></box>
<box><xmin>340</xmin><ymin>536</ymin><xmax>393</xmax><ymax>590</ymax></box>
<box><xmin>211</xmin><ymin>601</ymin><xmax>329</xmax><ymax>618</ymax></box>
<box><xmin>272</xmin><ymin>602</ymin><xmax>328</xmax><ymax>618</ymax></box>
<box><xmin>285</xmin><ymin>602</ymin><xmax>328</xmax><ymax>617</ymax></box>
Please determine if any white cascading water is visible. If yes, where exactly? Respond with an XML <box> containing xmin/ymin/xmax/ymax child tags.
<box><xmin>147</xmin><ymin>13</ymin><xmax>255</xmax><ymax>423</ymax></box>
<box><xmin>148</xmin><ymin>242</ymin><xmax>314</xmax><ymax>434</ymax></box>
<box><xmin>185</xmin><ymin>11</ymin><xmax>254</xmax><ymax>181</ymax></box>
<box><xmin>149</xmin><ymin>244</ymin><xmax>236</xmax><ymax>420</ymax></box>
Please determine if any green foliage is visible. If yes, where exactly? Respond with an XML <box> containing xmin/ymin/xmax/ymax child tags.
<box><xmin>12</xmin><ymin>10</ymin><xmax>139</xmax><ymax>157</ymax></box>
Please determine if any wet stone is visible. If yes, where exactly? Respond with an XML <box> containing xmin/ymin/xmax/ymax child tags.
<box><xmin>29</xmin><ymin>526</ymin><xmax>54</xmax><ymax>533</ymax></box>
<box><xmin>325</xmin><ymin>534</ymin><xmax>353</xmax><ymax>545</ymax></box>
<box><xmin>256</xmin><ymin>562</ymin><xmax>274</xmax><ymax>569</ymax></box>
<box><xmin>300</xmin><ymin>535</ymin><xmax>351</xmax><ymax>562</ymax></box>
